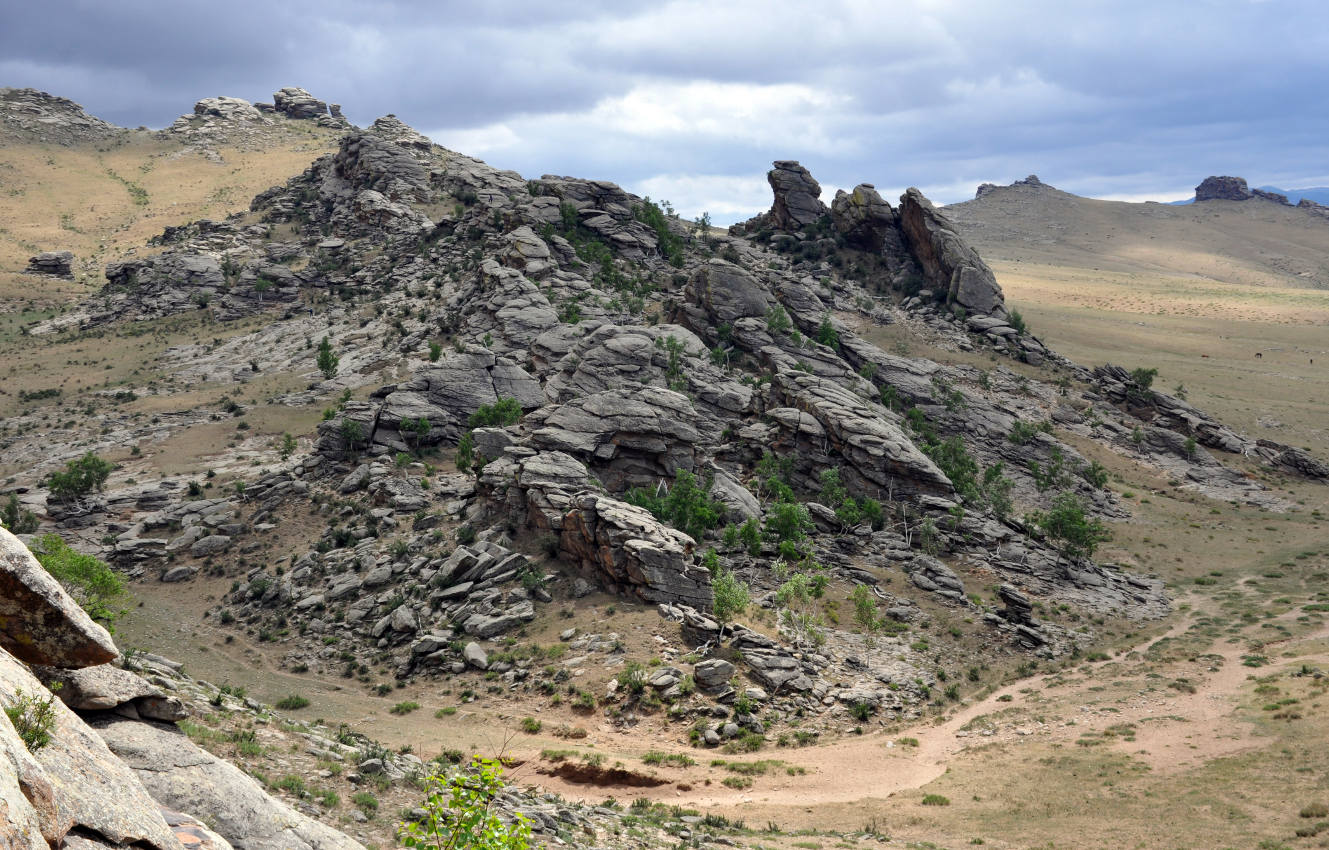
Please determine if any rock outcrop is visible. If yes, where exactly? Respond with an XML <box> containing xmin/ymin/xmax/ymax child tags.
<box><xmin>898</xmin><ymin>188</ymin><xmax>1008</xmax><ymax>318</ymax></box>
<box><xmin>767</xmin><ymin>161</ymin><xmax>829</xmax><ymax>230</ymax></box>
<box><xmin>560</xmin><ymin>493</ymin><xmax>713</xmax><ymax>609</ymax></box>
<box><xmin>1194</xmin><ymin>175</ymin><xmax>1252</xmax><ymax>202</ymax></box>
<box><xmin>24</xmin><ymin>251</ymin><xmax>74</xmax><ymax>279</ymax></box>
<box><xmin>272</xmin><ymin>86</ymin><xmax>330</xmax><ymax>120</ymax></box>
<box><xmin>0</xmin><ymin>528</ymin><xmax>364</xmax><ymax>850</ymax></box>
<box><xmin>0</xmin><ymin>528</ymin><xmax>118</xmax><ymax>667</ymax></box>
<box><xmin>0</xmin><ymin>87</ymin><xmax>123</xmax><ymax>145</ymax></box>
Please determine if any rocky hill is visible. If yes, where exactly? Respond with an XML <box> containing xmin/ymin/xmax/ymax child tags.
<box><xmin>0</xmin><ymin>87</ymin><xmax>345</xmax><ymax>299</ymax></box>
<box><xmin>4</xmin><ymin>90</ymin><xmax>1329</xmax><ymax>847</ymax></box>
<box><xmin>946</xmin><ymin>174</ymin><xmax>1329</xmax><ymax>289</ymax></box>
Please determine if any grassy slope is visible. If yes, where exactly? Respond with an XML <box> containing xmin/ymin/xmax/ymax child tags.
<box><xmin>0</xmin><ymin>127</ymin><xmax>337</xmax><ymax>303</ymax></box>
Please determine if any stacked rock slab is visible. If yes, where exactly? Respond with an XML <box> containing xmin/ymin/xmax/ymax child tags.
<box><xmin>24</xmin><ymin>251</ymin><xmax>74</xmax><ymax>279</ymax></box>
<box><xmin>0</xmin><ymin>528</ymin><xmax>364</xmax><ymax>850</ymax></box>
<box><xmin>897</xmin><ymin>188</ymin><xmax>1008</xmax><ymax>319</ymax></box>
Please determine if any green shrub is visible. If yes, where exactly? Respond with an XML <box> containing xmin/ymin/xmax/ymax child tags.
<box><xmin>711</xmin><ymin>562</ymin><xmax>750</xmax><ymax>639</ymax></box>
<box><xmin>766</xmin><ymin>305</ymin><xmax>792</xmax><ymax>334</ymax></box>
<box><xmin>519</xmin><ymin>716</ymin><xmax>542</xmax><ymax>733</ymax></box>
<box><xmin>816</xmin><ymin>314</ymin><xmax>839</xmax><ymax>349</ymax></box>
<box><xmin>316</xmin><ymin>336</ymin><xmax>339</xmax><ymax>379</ymax></box>
<box><xmin>468</xmin><ymin>398</ymin><xmax>523</xmax><ymax>428</ymax></box>
<box><xmin>1028</xmin><ymin>492</ymin><xmax>1110</xmax><ymax>560</ymax></box>
<box><xmin>31</xmin><ymin>534</ymin><xmax>124</xmax><ymax>628</ymax></box>
<box><xmin>764</xmin><ymin>502</ymin><xmax>812</xmax><ymax>545</ymax></box>
<box><xmin>625</xmin><ymin>469</ymin><xmax>726</xmax><ymax>540</ymax></box>
<box><xmin>276</xmin><ymin>694</ymin><xmax>310</xmax><ymax>710</ymax></box>
<box><xmin>4</xmin><ymin>688</ymin><xmax>58</xmax><ymax>752</ymax></box>
<box><xmin>390</xmin><ymin>701</ymin><xmax>421</xmax><ymax>715</ymax></box>
<box><xmin>353</xmin><ymin>790</ymin><xmax>379</xmax><ymax>814</ymax></box>
<box><xmin>1</xmin><ymin>494</ymin><xmax>38</xmax><ymax>533</ymax></box>
<box><xmin>399</xmin><ymin>757</ymin><xmax>531</xmax><ymax>850</ymax></box>
<box><xmin>922</xmin><ymin>794</ymin><xmax>950</xmax><ymax>806</ymax></box>
<box><xmin>46</xmin><ymin>452</ymin><xmax>113</xmax><ymax>503</ymax></box>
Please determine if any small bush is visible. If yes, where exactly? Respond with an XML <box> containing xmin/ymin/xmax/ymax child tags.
<box><xmin>922</xmin><ymin>794</ymin><xmax>951</xmax><ymax>806</ymax></box>
<box><xmin>468</xmin><ymin>398</ymin><xmax>523</xmax><ymax>428</ymax></box>
<box><xmin>275</xmin><ymin>694</ymin><xmax>310</xmax><ymax>710</ymax></box>
<box><xmin>390</xmin><ymin>701</ymin><xmax>421</xmax><ymax>715</ymax></box>
<box><xmin>1301</xmin><ymin>803</ymin><xmax>1329</xmax><ymax>819</ymax></box>
<box><xmin>4</xmin><ymin>688</ymin><xmax>58</xmax><ymax>752</ymax></box>
<box><xmin>520</xmin><ymin>716</ymin><xmax>542</xmax><ymax>733</ymax></box>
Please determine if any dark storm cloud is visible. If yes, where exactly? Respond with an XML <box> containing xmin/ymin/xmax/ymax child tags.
<box><xmin>4</xmin><ymin>0</ymin><xmax>1328</xmax><ymax>218</ymax></box>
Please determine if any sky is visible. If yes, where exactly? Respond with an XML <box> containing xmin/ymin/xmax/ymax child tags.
<box><xmin>4</xmin><ymin>0</ymin><xmax>1329</xmax><ymax>223</ymax></box>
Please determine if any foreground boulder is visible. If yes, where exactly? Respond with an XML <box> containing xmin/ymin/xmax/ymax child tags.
<box><xmin>0</xmin><ymin>527</ymin><xmax>118</xmax><ymax>668</ymax></box>
<box><xmin>94</xmin><ymin>714</ymin><xmax>365</xmax><ymax>850</ymax></box>
<box><xmin>0</xmin><ymin>648</ymin><xmax>180</xmax><ymax>850</ymax></box>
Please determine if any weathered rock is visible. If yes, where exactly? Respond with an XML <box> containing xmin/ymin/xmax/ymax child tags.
<box><xmin>0</xmin><ymin>650</ymin><xmax>180</xmax><ymax>850</ymax></box>
<box><xmin>689</xmin><ymin>260</ymin><xmax>773</xmax><ymax>323</ymax></box>
<box><xmin>830</xmin><ymin>184</ymin><xmax>897</xmax><ymax>251</ymax></box>
<box><xmin>463</xmin><ymin>642</ymin><xmax>489</xmax><ymax>670</ymax></box>
<box><xmin>0</xmin><ymin>528</ymin><xmax>118</xmax><ymax>668</ymax></box>
<box><xmin>531</xmin><ymin>386</ymin><xmax>712</xmax><ymax>491</ymax></box>
<box><xmin>898</xmin><ymin>188</ymin><xmax>1007</xmax><ymax>318</ymax></box>
<box><xmin>767</xmin><ymin>161</ymin><xmax>829</xmax><ymax>230</ymax></box>
<box><xmin>190</xmin><ymin>534</ymin><xmax>232</xmax><ymax>557</ymax></box>
<box><xmin>93</xmin><ymin>715</ymin><xmax>365</xmax><ymax>850</ymax></box>
<box><xmin>25</xmin><ymin>250</ymin><xmax>74</xmax><ymax>279</ymax></box>
<box><xmin>193</xmin><ymin>96</ymin><xmax>264</xmax><ymax>122</ymax></box>
<box><xmin>693</xmin><ymin>658</ymin><xmax>735</xmax><ymax>690</ymax></box>
<box><xmin>770</xmin><ymin>370</ymin><xmax>953</xmax><ymax>497</ymax></box>
<box><xmin>908</xmin><ymin>555</ymin><xmax>967</xmax><ymax>601</ymax></box>
<box><xmin>1194</xmin><ymin>175</ymin><xmax>1251</xmax><ymax>202</ymax></box>
<box><xmin>560</xmin><ymin>493</ymin><xmax>712</xmax><ymax>609</ymax></box>
<box><xmin>272</xmin><ymin>86</ymin><xmax>328</xmax><ymax>120</ymax></box>
<box><xmin>33</xmin><ymin>663</ymin><xmax>185</xmax><ymax>720</ymax></box>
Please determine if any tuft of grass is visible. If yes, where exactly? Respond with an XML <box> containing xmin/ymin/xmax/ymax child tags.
<box><xmin>434</xmin><ymin>706</ymin><xmax>457</xmax><ymax>717</ymax></box>
<box><xmin>520</xmin><ymin>716</ymin><xmax>542</xmax><ymax>734</ymax></box>
<box><xmin>275</xmin><ymin>694</ymin><xmax>310</xmax><ymax>710</ymax></box>
<box><xmin>922</xmin><ymin>794</ymin><xmax>951</xmax><ymax>806</ymax></box>
<box><xmin>389</xmin><ymin>700</ymin><xmax>420</xmax><ymax>715</ymax></box>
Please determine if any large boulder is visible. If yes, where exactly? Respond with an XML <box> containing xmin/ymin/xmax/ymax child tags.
<box><xmin>25</xmin><ymin>250</ymin><xmax>74</xmax><ymax>279</ymax></box>
<box><xmin>93</xmin><ymin>715</ymin><xmax>365</xmax><ymax>850</ymax></box>
<box><xmin>830</xmin><ymin>184</ymin><xmax>897</xmax><ymax>251</ymax></box>
<box><xmin>0</xmin><ymin>648</ymin><xmax>180</xmax><ymax>850</ymax></box>
<box><xmin>767</xmin><ymin>161</ymin><xmax>829</xmax><ymax>231</ymax></box>
<box><xmin>770</xmin><ymin>370</ymin><xmax>953</xmax><ymax>497</ymax></box>
<box><xmin>560</xmin><ymin>493</ymin><xmax>713</xmax><ymax>610</ymax></box>
<box><xmin>34</xmin><ymin>663</ymin><xmax>186</xmax><ymax>720</ymax></box>
<box><xmin>0</xmin><ymin>528</ymin><xmax>118</xmax><ymax>668</ymax></box>
<box><xmin>898</xmin><ymin>188</ymin><xmax>1007</xmax><ymax>319</ymax></box>
<box><xmin>272</xmin><ymin>86</ymin><xmax>328</xmax><ymax>120</ymax></box>
<box><xmin>1194</xmin><ymin>175</ymin><xmax>1252</xmax><ymax>202</ymax></box>
<box><xmin>530</xmin><ymin>386</ymin><xmax>712</xmax><ymax>491</ymax></box>
<box><xmin>689</xmin><ymin>260</ymin><xmax>773</xmax><ymax>323</ymax></box>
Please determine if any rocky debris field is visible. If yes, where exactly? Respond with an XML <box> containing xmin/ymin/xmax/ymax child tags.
<box><xmin>6</xmin><ymin>99</ymin><xmax>1329</xmax><ymax>845</ymax></box>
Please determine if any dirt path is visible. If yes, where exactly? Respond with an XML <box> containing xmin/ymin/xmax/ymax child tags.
<box><xmin>526</xmin><ymin>613</ymin><xmax>1329</xmax><ymax>811</ymax></box>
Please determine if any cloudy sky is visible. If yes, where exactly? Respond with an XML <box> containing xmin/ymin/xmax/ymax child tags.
<box><xmin>5</xmin><ymin>0</ymin><xmax>1327</xmax><ymax>222</ymax></box>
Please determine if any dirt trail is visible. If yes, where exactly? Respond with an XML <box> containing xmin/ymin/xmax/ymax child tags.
<box><xmin>527</xmin><ymin>614</ymin><xmax>1329</xmax><ymax>810</ymax></box>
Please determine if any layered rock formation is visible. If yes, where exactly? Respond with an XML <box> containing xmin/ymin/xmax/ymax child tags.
<box><xmin>0</xmin><ymin>528</ymin><xmax>362</xmax><ymax>850</ymax></box>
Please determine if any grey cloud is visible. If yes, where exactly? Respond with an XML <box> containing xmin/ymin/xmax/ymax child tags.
<box><xmin>4</xmin><ymin>0</ymin><xmax>1328</xmax><ymax>216</ymax></box>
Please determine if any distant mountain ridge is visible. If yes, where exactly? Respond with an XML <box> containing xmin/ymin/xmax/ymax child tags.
<box><xmin>944</xmin><ymin>174</ymin><xmax>1329</xmax><ymax>290</ymax></box>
